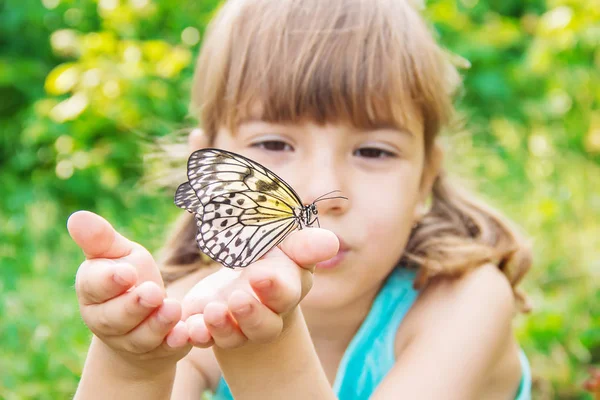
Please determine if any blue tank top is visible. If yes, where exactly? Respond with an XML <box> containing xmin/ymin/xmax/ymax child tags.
<box><xmin>214</xmin><ymin>268</ymin><xmax>532</xmax><ymax>399</ymax></box>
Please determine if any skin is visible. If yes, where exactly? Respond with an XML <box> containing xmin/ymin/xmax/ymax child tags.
<box><xmin>69</xmin><ymin>120</ymin><xmax>523</xmax><ymax>400</ymax></box>
<box><xmin>69</xmin><ymin>210</ymin><xmax>337</xmax><ymax>400</ymax></box>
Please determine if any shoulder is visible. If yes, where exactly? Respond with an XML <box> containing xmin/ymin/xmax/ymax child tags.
<box><xmin>384</xmin><ymin>264</ymin><xmax>520</xmax><ymax>398</ymax></box>
<box><xmin>404</xmin><ymin>263</ymin><xmax>516</xmax><ymax>334</ymax></box>
<box><xmin>426</xmin><ymin>263</ymin><xmax>515</xmax><ymax>310</ymax></box>
<box><xmin>410</xmin><ymin>263</ymin><xmax>517</xmax><ymax>355</ymax></box>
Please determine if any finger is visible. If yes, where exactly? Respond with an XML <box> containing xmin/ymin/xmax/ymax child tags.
<box><xmin>228</xmin><ymin>290</ymin><xmax>282</xmax><ymax>343</ymax></box>
<box><xmin>76</xmin><ymin>260</ymin><xmax>138</xmax><ymax>305</ymax></box>
<box><xmin>186</xmin><ymin>314</ymin><xmax>214</xmax><ymax>348</ymax></box>
<box><xmin>180</xmin><ymin>268</ymin><xmax>241</xmax><ymax>320</ymax></box>
<box><xmin>67</xmin><ymin>211</ymin><xmax>135</xmax><ymax>260</ymax></box>
<box><xmin>246</xmin><ymin>260</ymin><xmax>304</xmax><ymax>314</ymax></box>
<box><xmin>120</xmin><ymin>243</ymin><xmax>164</xmax><ymax>288</ymax></box>
<box><xmin>203</xmin><ymin>302</ymin><xmax>247</xmax><ymax>349</ymax></box>
<box><xmin>117</xmin><ymin>299</ymin><xmax>187</xmax><ymax>354</ymax></box>
<box><xmin>275</xmin><ymin>228</ymin><xmax>339</xmax><ymax>271</ymax></box>
<box><xmin>165</xmin><ymin>321</ymin><xmax>191</xmax><ymax>349</ymax></box>
<box><xmin>68</xmin><ymin>211</ymin><xmax>164</xmax><ymax>287</ymax></box>
<box><xmin>82</xmin><ymin>281</ymin><xmax>164</xmax><ymax>336</ymax></box>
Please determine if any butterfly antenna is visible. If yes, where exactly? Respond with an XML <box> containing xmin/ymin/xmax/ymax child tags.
<box><xmin>313</xmin><ymin>190</ymin><xmax>342</xmax><ymax>202</ymax></box>
<box><xmin>313</xmin><ymin>190</ymin><xmax>348</xmax><ymax>203</ymax></box>
<box><xmin>313</xmin><ymin>195</ymin><xmax>348</xmax><ymax>204</ymax></box>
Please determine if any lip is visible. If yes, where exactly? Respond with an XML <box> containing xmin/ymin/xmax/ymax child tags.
<box><xmin>316</xmin><ymin>234</ymin><xmax>349</xmax><ymax>270</ymax></box>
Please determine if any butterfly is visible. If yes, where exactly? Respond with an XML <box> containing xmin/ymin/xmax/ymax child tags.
<box><xmin>174</xmin><ymin>148</ymin><xmax>347</xmax><ymax>268</ymax></box>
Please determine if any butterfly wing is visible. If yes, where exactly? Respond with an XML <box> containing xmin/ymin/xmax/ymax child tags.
<box><xmin>175</xmin><ymin>148</ymin><xmax>303</xmax><ymax>268</ymax></box>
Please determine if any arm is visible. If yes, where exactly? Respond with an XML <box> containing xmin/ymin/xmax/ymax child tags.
<box><xmin>166</xmin><ymin>268</ymin><xmax>222</xmax><ymax>399</ymax></box>
<box><xmin>68</xmin><ymin>211</ymin><xmax>192</xmax><ymax>400</ymax></box>
<box><xmin>180</xmin><ymin>228</ymin><xmax>339</xmax><ymax>400</ymax></box>
<box><xmin>212</xmin><ymin>264</ymin><xmax>513</xmax><ymax>400</ymax></box>
<box><xmin>75</xmin><ymin>337</ymin><xmax>176</xmax><ymax>400</ymax></box>
<box><xmin>213</xmin><ymin>307</ymin><xmax>336</xmax><ymax>400</ymax></box>
<box><xmin>171</xmin><ymin>359</ymin><xmax>207</xmax><ymax>400</ymax></box>
<box><xmin>373</xmin><ymin>264</ymin><xmax>518</xmax><ymax>400</ymax></box>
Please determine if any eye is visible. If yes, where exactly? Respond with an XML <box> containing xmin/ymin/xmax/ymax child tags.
<box><xmin>353</xmin><ymin>147</ymin><xmax>396</xmax><ymax>159</ymax></box>
<box><xmin>252</xmin><ymin>140</ymin><xmax>293</xmax><ymax>152</ymax></box>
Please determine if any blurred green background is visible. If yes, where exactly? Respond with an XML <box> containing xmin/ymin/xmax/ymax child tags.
<box><xmin>0</xmin><ymin>0</ymin><xmax>598</xmax><ymax>398</ymax></box>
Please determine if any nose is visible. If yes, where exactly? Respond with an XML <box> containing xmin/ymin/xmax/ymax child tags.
<box><xmin>296</xmin><ymin>156</ymin><xmax>349</xmax><ymax>216</ymax></box>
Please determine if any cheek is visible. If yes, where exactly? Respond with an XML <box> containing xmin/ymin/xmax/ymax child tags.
<box><xmin>355</xmin><ymin>171</ymin><xmax>421</xmax><ymax>254</ymax></box>
<box><xmin>360</xmin><ymin>207</ymin><xmax>414</xmax><ymax>273</ymax></box>
<box><xmin>362</xmin><ymin>199</ymin><xmax>412</xmax><ymax>248</ymax></box>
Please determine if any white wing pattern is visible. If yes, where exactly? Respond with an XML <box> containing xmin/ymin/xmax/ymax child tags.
<box><xmin>175</xmin><ymin>148</ymin><xmax>307</xmax><ymax>268</ymax></box>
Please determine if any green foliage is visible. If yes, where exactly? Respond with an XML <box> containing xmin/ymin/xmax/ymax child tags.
<box><xmin>0</xmin><ymin>0</ymin><xmax>598</xmax><ymax>399</ymax></box>
<box><xmin>422</xmin><ymin>2</ymin><xmax>600</xmax><ymax>398</ymax></box>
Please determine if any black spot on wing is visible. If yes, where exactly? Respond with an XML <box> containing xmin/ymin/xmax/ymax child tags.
<box><xmin>256</xmin><ymin>179</ymin><xmax>281</xmax><ymax>192</ymax></box>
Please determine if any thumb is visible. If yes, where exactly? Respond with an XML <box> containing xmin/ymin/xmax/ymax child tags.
<box><xmin>67</xmin><ymin>210</ymin><xmax>134</xmax><ymax>259</ymax></box>
<box><xmin>275</xmin><ymin>228</ymin><xmax>339</xmax><ymax>270</ymax></box>
<box><xmin>67</xmin><ymin>210</ymin><xmax>164</xmax><ymax>287</ymax></box>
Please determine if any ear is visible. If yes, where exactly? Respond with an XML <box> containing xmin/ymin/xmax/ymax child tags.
<box><xmin>188</xmin><ymin>128</ymin><xmax>209</xmax><ymax>151</ymax></box>
<box><xmin>416</xmin><ymin>143</ymin><xmax>443</xmax><ymax>214</ymax></box>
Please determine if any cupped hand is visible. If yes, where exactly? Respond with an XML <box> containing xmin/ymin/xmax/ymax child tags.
<box><xmin>181</xmin><ymin>228</ymin><xmax>338</xmax><ymax>349</ymax></box>
<box><xmin>68</xmin><ymin>211</ymin><xmax>192</xmax><ymax>370</ymax></box>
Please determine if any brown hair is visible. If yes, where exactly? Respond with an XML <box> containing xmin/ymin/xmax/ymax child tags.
<box><xmin>157</xmin><ymin>0</ymin><xmax>531</xmax><ymax>310</ymax></box>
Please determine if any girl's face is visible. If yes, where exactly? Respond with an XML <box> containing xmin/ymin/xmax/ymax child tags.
<box><xmin>211</xmin><ymin>118</ymin><xmax>438</xmax><ymax>310</ymax></box>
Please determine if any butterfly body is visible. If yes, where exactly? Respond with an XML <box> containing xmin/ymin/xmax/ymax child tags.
<box><xmin>175</xmin><ymin>148</ymin><xmax>342</xmax><ymax>269</ymax></box>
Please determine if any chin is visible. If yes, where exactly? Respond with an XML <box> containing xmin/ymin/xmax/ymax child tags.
<box><xmin>301</xmin><ymin>274</ymin><xmax>353</xmax><ymax>310</ymax></box>
<box><xmin>303</xmin><ymin>257</ymin><xmax>399</xmax><ymax>312</ymax></box>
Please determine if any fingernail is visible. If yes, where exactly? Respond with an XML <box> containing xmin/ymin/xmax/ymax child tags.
<box><xmin>166</xmin><ymin>333</ymin><xmax>180</xmax><ymax>348</ymax></box>
<box><xmin>166</xmin><ymin>321</ymin><xmax>187</xmax><ymax>348</ymax></box>
<box><xmin>186</xmin><ymin>317</ymin><xmax>211</xmax><ymax>343</ymax></box>
<box><xmin>113</xmin><ymin>272</ymin><xmax>132</xmax><ymax>286</ymax></box>
<box><xmin>139</xmin><ymin>298</ymin><xmax>154</xmax><ymax>308</ymax></box>
<box><xmin>113</xmin><ymin>264</ymin><xmax>134</xmax><ymax>286</ymax></box>
<box><xmin>113</xmin><ymin>273</ymin><xmax>129</xmax><ymax>286</ymax></box>
<box><xmin>210</xmin><ymin>317</ymin><xmax>227</xmax><ymax>328</ymax></box>
<box><xmin>157</xmin><ymin>308</ymin><xmax>175</xmax><ymax>325</ymax></box>
<box><xmin>139</xmin><ymin>293</ymin><xmax>160</xmax><ymax>308</ymax></box>
<box><xmin>233</xmin><ymin>304</ymin><xmax>252</xmax><ymax>317</ymax></box>
<box><xmin>254</xmin><ymin>279</ymin><xmax>272</xmax><ymax>290</ymax></box>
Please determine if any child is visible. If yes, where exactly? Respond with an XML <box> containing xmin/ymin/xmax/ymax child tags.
<box><xmin>68</xmin><ymin>0</ymin><xmax>533</xmax><ymax>399</ymax></box>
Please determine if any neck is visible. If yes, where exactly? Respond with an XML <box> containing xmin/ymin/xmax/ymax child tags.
<box><xmin>302</xmin><ymin>283</ymin><xmax>381</xmax><ymax>352</ymax></box>
<box><xmin>300</xmin><ymin>283</ymin><xmax>382</xmax><ymax>385</ymax></box>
